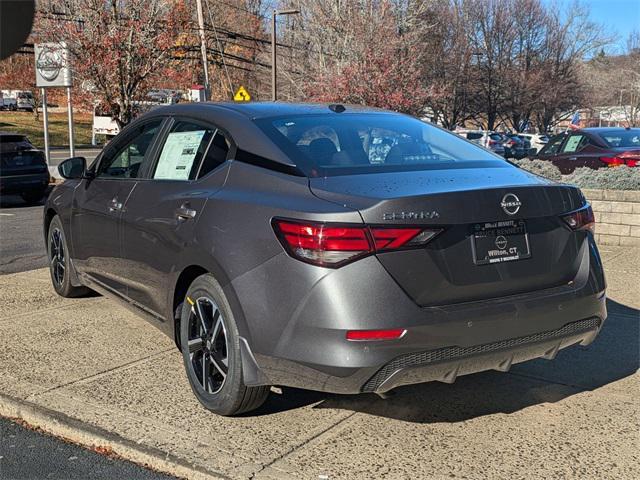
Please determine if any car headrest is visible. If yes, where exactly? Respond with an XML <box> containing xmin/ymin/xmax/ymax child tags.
<box><xmin>308</xmin><ymin>138</ymin><xmax>338</xmax><ymax>164</ymax></box>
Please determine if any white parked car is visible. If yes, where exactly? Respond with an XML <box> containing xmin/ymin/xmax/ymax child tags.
<box><xmin>455</xmin><ymin>129</ymin><xmax>506</xmax><ymax>156</ymax></box>
<box><xmin>517</xmin><ymin>133</ymin><xmax>549</xmax><ymax>155</ymax></box>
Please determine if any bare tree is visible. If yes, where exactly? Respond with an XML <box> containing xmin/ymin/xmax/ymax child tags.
<box><xmin>532</xmin><ymin>1</ymin><xmax>608</xmax><ymax>131</ymax></box>
<box><xmin>295</xmin><ymin>0</ymin><xmax>429</xmax><ymax>115</ymax></box>
<box><xmin>411</xmin><ymin>0</ymin><xmax>476</xmax><ymax>129</ymax></box>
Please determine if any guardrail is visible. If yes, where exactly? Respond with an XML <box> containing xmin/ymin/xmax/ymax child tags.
<box><xmin>583</xmin><ymin>189</ymin><xmax>640</xmax><ymax>247</ymax></box>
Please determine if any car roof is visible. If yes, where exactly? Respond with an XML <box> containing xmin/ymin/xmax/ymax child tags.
<box><xmin>127</xmin><ymin>102</ymin><xmax>406</xmax><ymax>170</ymax></box>
<box><xmin>152</xmin><ymin>101</ymin><xmax>391</xmax><ymax>120</ymax></box>
<box><xmin>211</xmin><ymin>101</ymin><xmax>390</xmax><ymax>118</ymax></box>
<box><xmin>578</xmin><ymin>127</ymin><xmax>639</xmax><ymax>134</ymax></box>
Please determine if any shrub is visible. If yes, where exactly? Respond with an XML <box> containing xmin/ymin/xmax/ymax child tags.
<box><xmin>511</xmin><ymin>159</ymin><xmax>640</xmax><ymax>190</ymax></box>
<box><xmin>510</xmin><ymin>159</ymin><xmax>562</xmax><ymax>182</ymax></box>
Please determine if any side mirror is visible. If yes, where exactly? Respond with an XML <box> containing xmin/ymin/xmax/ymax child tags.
<box><xmin>58</xmin><ymin>157</ymin><xmax>87</xmax><ymax>180</ymax></box>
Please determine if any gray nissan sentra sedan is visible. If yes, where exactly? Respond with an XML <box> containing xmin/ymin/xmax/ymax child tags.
<box><xmin>45</xmin><ymin>102</ymin><xmax>606</xmax><ymax>415</ymax></box>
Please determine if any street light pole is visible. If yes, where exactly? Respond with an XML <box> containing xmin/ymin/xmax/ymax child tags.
<box><xmin>271</xmin><ymin>8</ymin><xmax>300</xmax><ymax>101</ymax></box>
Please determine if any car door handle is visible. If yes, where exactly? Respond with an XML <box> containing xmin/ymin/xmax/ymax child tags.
<box><xmin>108</xmin><ymin>198</ymin><xmax>123</xmax><ymax>213</ymax></box>
<box><xmin>568</xmin><ymin>157</ymin><xmax>577</xmax><ymax>161</ymax></box>
<box><xmin>175</xmin><ymin>204</ymin><xmax>197</xmax><ymax>220</ymax></box>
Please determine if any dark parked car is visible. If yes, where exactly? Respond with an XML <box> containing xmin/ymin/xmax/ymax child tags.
<box><xmin>536</xmin><ymin>127</ymin><xmax>640</xmax><ymax>173</ymax></box>
<box><xmin>0</xmin><ymin>132</ymin><xmax>50</xmax><ymax>203</ymax></box>
<box><xmin>500</xmin><ymin>133</ymin><xmax>530</xmax><ymax>159</ymax></box>
<box><xmin>45</xmin><ymin>103</ymin><xmax>606</xmax><ymax>415</ymax></box>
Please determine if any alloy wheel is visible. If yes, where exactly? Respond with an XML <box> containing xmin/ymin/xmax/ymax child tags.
<box><xmin>50</xmin><ymin>228</ymin><xmax>65</xmax><ymax>287</ymax></box>
<box><xmin>187</xmin><ymin>296</ymin><xmax>229</xmax><ymax>394</ymax></box>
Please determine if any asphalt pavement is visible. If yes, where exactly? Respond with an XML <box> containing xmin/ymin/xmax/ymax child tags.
<box><xmin>0</xmin><ymin>416</ymin><xmax>173</xmax><ymax>480</ymax></box>
<box><xmin>0</xmin><ymin>194</ymin><xmax>48</xmax><ymax>274</ymax></box>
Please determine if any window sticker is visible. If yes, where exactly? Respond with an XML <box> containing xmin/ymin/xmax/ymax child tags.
<box><xmin>563</xmin><ymin>135</ymin><xmax>583</xmax><ymax>153</ymax></box>
<box><xmin>154</xmin><ymin>130</ymin><xmax>206</xmax><ymax>180</ymax></box>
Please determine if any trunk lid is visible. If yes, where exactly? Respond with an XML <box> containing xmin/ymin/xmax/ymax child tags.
<box><xmin>310</xmin><ymin>165</ymin><xmax>587</xmax><ymax>306</ymax></box>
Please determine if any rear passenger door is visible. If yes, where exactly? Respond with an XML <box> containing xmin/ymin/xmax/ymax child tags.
<box><xmin>119</xmin><ymin>119</ymin><xmax>232</xmax><ymax>320</ymax></box>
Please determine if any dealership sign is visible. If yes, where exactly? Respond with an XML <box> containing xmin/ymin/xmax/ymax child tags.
<box><xmin>35</xmin><ymin>42</ymin><xmax>72</xmax><ymax>88</ymax></box>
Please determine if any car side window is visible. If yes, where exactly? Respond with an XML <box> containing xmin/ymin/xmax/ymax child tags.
<box><xmin>561</xmin><ymin>134</ymin><xmax>585</xmax><ymax>154</ymax></box>
<box><xmin>152</xmin><ymin>121</ymin><xmax>215</xmax><ymax>181</ymax></box>
<box><xmin>97</xmin><ymin>120</ymin><xmax>162</xmax><ymax>179</ymax></box>
<box><xmin>539</xmin><ymin>134</ymin><xmax>565</xmax><ymax>155</ymax></box>
<box><xmin>196</xmin><ymin>131</ymin><xmax>230</xmax><ymax>178</ymax></box>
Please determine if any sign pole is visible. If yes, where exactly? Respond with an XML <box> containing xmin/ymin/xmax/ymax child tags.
<box><xmin>66</xmin><ymin>86</ymin><xmax>75</xmax><ymax>158</ymax></box>
<box><xmin>41</xmin><ymin>87</ymin><xmax>50</xmax><ymax>166</ymax></box>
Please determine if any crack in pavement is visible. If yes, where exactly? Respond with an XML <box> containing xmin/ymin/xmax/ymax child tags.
<box><xmin>26</xmin><ymin>349</ymin><xmax>175</xmax><ymax>401</ymax></box>
<box><xmin>244</xmin><ymin>395</ymin><xmax>380</xmax><ymax>480</ymax></box>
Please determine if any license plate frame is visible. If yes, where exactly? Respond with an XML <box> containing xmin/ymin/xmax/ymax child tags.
<box><xmin>471</xmin><ymin>219</ymin><xmax>531</xmax><ymax>265</ymax></box>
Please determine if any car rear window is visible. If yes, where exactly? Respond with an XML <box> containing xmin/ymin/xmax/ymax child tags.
<box><xmin>600</xmin><ymin>130</ymin><xmax>640</xmax><ymax>148</ymax></box>
<box><xmin>255</xmin><ymin>114</ymin><xmax>504</xmax><ymax>177</ymax></box>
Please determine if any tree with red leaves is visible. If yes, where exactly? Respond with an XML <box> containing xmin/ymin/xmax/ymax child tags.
<box><xmin>299</xmin><ymin>1</ymin><xmax>430</xmax><ymax>117</ymax></box>
<box><xmin>37</xmin><ymin>0</ymin><xmax>191</xmax><ymax>126</ymax></box>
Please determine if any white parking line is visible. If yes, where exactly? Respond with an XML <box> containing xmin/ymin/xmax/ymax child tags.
<box><xmin>0</xmin><ymin>213</ymin><xmax>16</xmax><ymax>216</ymax></box>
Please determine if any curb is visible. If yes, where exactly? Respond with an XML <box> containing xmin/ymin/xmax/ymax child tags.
<box><xmin>0</xmin><ymin>392</ymin><xmax>228</xmax><ymax>480</ymax></box>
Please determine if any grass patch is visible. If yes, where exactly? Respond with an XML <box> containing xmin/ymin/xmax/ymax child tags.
<box><xmin>0</xmin><ymin>111</ymin><xmax>93</xmax><ymax>148</ymax></box>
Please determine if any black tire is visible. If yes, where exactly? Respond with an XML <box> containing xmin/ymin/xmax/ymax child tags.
<box><xmin>47</xmin><ymin>215</ymin><xmax>90</xmax><ymax>298</ymax></box>
<box><xmin>21</xmin><ymin>189</ymin><xmax>46</xmax><ymax>205</ymax></box>
<box><xmin>180</xmin><ymin>274</ymin><xmax>269</xmax><ymax>416</ymax></box>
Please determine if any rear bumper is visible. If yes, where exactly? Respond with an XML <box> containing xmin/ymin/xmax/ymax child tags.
<box><xmin>234</xmin><ymin>236</ymin><xmax>607</xmax><ymax>394</ymax></box>
<box><xmin>363</xmin><ymin>316</ymin><xmax>601</xmax><ymax>393</ymax></box>
<box><xmin>0</xmin><ymin>172</ymin><xmax>50</xmax><ymax>194</ymax></box>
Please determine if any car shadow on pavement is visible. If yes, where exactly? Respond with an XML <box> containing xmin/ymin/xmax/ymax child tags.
<box><xmin>257</xmin><ymin>299</ymin><xmax>638</xmax><ymax>422</ymax></box>
<box><xmin>0</xmin><ymin>189</ymin><xmax>51</xmax><ymax>209</ymax></box>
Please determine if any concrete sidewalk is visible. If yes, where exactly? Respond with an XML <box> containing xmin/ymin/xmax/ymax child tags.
<box><xmin>0</xmin><ymin>247</ymin><xmax>638</xmax><ymax>479</ymax></box>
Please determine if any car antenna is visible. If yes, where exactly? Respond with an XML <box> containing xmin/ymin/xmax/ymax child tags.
<box><xmin>328</xmin><ymin>104</ymin><xmax>346</xmax><ymax>113</ymax></box>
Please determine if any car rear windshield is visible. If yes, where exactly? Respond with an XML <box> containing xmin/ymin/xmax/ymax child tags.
<box><xmin>255</xmin><ymin>113</ymin><xmax>505</xmax><ymax>177</ymax></box>
<box><xmin>600</xmin><ymin>129</ymin><xmax>640</xmax><ymax>148</ymax></box>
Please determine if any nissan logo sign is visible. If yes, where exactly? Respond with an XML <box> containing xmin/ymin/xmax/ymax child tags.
<box><xmin>500</xmin><ymin>193</ymin><xmax>521</xmax><ymax>215</ymax></box>
<box><xmin>36</xmin><ymin>45</ymin><xmax>64</xmax><ymax>81</ymax></box>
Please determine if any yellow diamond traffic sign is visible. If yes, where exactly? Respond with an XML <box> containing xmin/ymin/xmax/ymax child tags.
<box><xmin>233</xmin><ymin>86</ymin><xmax>251</xmax><ymax>102</ymax></box>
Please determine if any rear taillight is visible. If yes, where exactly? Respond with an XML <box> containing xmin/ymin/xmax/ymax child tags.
<box><xmin>562</xmin><ymin>205</ymin><xmax>595</xmax><ymax>234</ymax></box>
<box><xmin>272</xmin><ymin>219</ymin><xmax>442</xmax><ymax>267</ymax></box>
<box><xmin>601</xmin><ymin>151</ymin><xmax>640</xmax><ymax>167</ymax></box>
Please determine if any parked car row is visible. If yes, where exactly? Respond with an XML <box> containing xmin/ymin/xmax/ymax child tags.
<box><xmin>454</xmin><ymin>126</ymin><xmax>639</xmax><ymax>173</ymax></box>
<box><xmin>0</xmin><ymin>90</ymin><xmax>35</xmax><ymax>112</ymax></box>
<box><xmin>455</xmin><ymin>129</ymin><xmax>538</xmax><ymax>159</ymax></box>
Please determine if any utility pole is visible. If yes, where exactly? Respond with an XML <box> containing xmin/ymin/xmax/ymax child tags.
<box><xmin>195</xmin><ymin>0</ymin><xmax>210</xmax><ymax>101</ymax></box>
<box><xmin>271</xmin><ymin>8</ymin><xmax>300</xmax><ymax>101</ymax></box>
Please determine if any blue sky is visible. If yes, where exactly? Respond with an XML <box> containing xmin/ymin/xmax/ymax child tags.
<box><xmin>549</xmin><ymin>0</ymin><xmax>640</xmax><ymax>53</ymax></box>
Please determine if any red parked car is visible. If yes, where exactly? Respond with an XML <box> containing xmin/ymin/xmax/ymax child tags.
<box><xmin>535</xmin><ymin>127</ymin><xmax>640</xmax><ymax>174</ymax></box>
